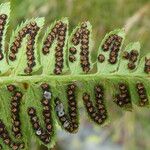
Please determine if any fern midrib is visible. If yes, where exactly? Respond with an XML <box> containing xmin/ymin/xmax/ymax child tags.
<box><xmin>0</xmin><ymin>74</ymin><xmax>148</xmax><ymax>84</ymax></box>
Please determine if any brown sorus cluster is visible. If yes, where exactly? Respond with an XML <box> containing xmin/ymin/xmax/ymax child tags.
<box><xmin>0</xmin><ymin>14</ymin><xmax>7</xmax><ymax>61</ymax></box>
<box><xmin>27</xmin><ymin>83</ymin><xmax>52</xmax><ymax>144</ymax></box>
<box><xmin>82</xmin><ymin>85</ymin><xmax>107</xmax><ymax>125</ymax></box>
<box><xmin>136</xmin><ymin>82</ymin><xmax>148</xmax><ymax>106</ymax></box>
<box><xmin>7</xmin><ymin>84</ymin><xmax>23</xmax><ymax>139</ymax></box>
<box><xmin>7</xmin><ymin>84</ymin><xmax>16</xmax><ymax>92</ymax></box>
<box><xmin>9</xmin><ymin>21</ymin><xmax>40</xmax><ymax>74</ymax></box>
<box><xmin>70</xmin><ymin>22</ymin><xmax>90</xmax><ymax>73</ymax></box>
<box><xmin>101</xmin><ymin>34</ymin><xmax>123</xmax><ymax>64</ymax></box>
<box><xmin>27</xmin><ymin>107</ymin><xmax>51</xmax><ymax>144</ymax></box>
<box><xmin>98</xmin><ymin>54</ymin><xmax>105</xmax><ymax>63</ymax></box>
<box><xmin>123</xmin><ymin>50</ymin><xmax>139</xmax><ymax>70</ymax></box>
<box><xmin>55</xmin><ymin>83</ymin><xmax>78</xmax><ymax>133</ymax></box>
<box><xmin>40</xmin><ymin>83</ymin><xmax>53</xmax><ymax>134</ymax></box>
<box><xmin>114</xmin><ymin>83</ymin><xmax>131</xmax><ymax>107</ymax></box>
<box><xmin>0</xmin><ymin>119</ymin><xmax>24</xmax><ymax>149</ymax></box>
<box><xmin>144</xmin><ymin>57</ymin><xmax>150</xmax><ymax>73</ymax></box>
<box><xmin>67</xmin><ymin>83</ymin><xmax>78</xmax><ymax>132</ymax></box>
<box><xmin>42</xmin><ymin>21</ymin><xmax>67</xmax><ymax>75</ymax></box>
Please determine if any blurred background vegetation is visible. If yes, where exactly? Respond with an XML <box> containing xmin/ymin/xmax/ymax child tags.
<box><xmin>1</xmin><ymin>0</ymin><xmax>150</xmax><ymax>149</ymax></box>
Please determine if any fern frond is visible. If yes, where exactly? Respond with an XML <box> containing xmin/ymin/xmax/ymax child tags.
<box><xmin>0</xmin><ymin>2</ymin><xmax>149</xmax><ymax>150</ymax></box>
<box><xmin>8</xmin><ymin>18</ymin><xmax>45</xmax><ymax>75</ymax></box>
<box><xmin>0</xmin><ymin>2</ymin><xmax>10</xmax><ymax>75</ymax></box>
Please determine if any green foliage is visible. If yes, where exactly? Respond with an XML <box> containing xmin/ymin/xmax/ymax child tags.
<box><xmin>0</xmin><ymin>1</ymin><xmax>149</xmax><ymax>150</ymax></box>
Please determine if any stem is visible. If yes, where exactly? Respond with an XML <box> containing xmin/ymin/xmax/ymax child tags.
<box><xmin>0</xmin><ymin>74</ymin><xmax>148</xmax><ymax>84</ymax></box>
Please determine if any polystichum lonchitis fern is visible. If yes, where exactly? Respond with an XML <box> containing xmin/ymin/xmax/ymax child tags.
<box><xmin>0</xmin><ymin>2</ymin><xmax>149</xmax><ymax>150</ymax></box>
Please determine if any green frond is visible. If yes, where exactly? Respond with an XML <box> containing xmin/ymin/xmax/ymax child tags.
<box><xmin>0</xmin><ymin>2</ymin><xmax>149</xmax><ymax>150</ymax></box>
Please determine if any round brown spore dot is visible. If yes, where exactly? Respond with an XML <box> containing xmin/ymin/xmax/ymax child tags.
<box><xmin>54</xmin><ymin>67</ymin><xmax>61</xmax><ymax>75</ymax></box>
<box><xmin>69</xmin><ymin>47</ymin><xmax>77</xmax><ymax>54</ymax></box>
<box><xmin>98</xmin><ymin>54</ymin><xmax>105</xmax><ymax>63</ymax></box>
<box><xmin>26</xmin><ymin>50</ymin><xmax>34</xmax><ymax>56</ymax></box>
<box><xmin>0</xmin><ymin>52</ymin><xmax>3</xmax><ymax>60</ymax></box>
<box><xmin>109</xmin><ymin>50</ymin><xmax>117</xmax><ymax>57</ymax></box>
<box><xmin>55</xmin><ymin>62</ymin><xmax>63</xmax><ymax>68</ymax></box>
<box><xmin>69</xmin><ymin>55</ymin><xmax>76</xmax><ymax>63</ymax></box>
<box><xmin>128</xmin><ymin>62</ymin><xmax>136</xmax><ymax>70</ymax></box>
<box><xmin>14</xmin><ymin>40</ymin><xmax>21</xmax><ymax>48</ymax></box>
<box><xmin>27</xmin><ymin>52</ymin><xmax>34</xmax><ymax>60</ymax></box>
<box><xmin>27</xmin><ymin>61</ymin><xmax>35</xmax><ymax>68</ymax></box>
<box><xmin>7</xmin><ymin>84</ymin><xmax>16</xmax><ymax>92</ymax></box>
<box><xmin>0</xmin><ymin>24</ymin><xmax>4</xmax><ymax>30</ymax></box>
<box><xmin>11</xmin><ymin>143</ymin><xmax>20</xmax><ymax>150</ymax></box>
<box><xmin>108</xmin><ymin>57</ymin><xmax>117</xmax><ymax>64</ymax></box>
<box><xmin>19</xmin><ymin>143</ymin><xmax>25</xmax><ymax>149</ymax></box>
<box><xmin>81</xmin><ymin>22</ymin><xmax>87</xmax><ymax>29</ymax></box>
<box><xmin>28</xmin><ymin>107</ymin><xmax>36</xmax><ymax>116</ymax></box>
<box><xmin>12</xmin><ymin>126</ymin><xmax>20</xmax><ymax>134</ymax></box>
<box><xmin>11</xmin><ymin>45</ymin><xmax>18</xmax><ymax>54</ymax></box>
<box><xmin>14</xmin><ymin>91</ymin><xmax>22</xmax><ymax>99</ymax></box>
<box><xmin>55</xmin><ymin>21</ymin><xmax>62</xmax><ymax>29</ymax></box>
<box><xmin>0</xmin><ymin>14</ymin><xmax>7</xmax><ymax>20</ymax></box>
<box><xmin>74</xmin><ymin>31</ymin><xmax>80</xmax><ymax>39</ymax></box>
<box><xmin>24</xmin><ymin>67</ymin><xmax>32</xmax><ymax>74</ymax></box>
<box><xmin>80</xmin><ymin>49</ymin><xmax>89</xmax><ymax>56</ymax></box>
<box><xmin>55</xmin><ymin>51</ymin><xmax>63</xmax><ymax>57</ymax></box>
<box><xmin>83</xmin><ymin>93</ymin><xmax>90</xmax><ymax>102</ymax></box>
<box><xmin>130</xmin><ymin>49</ymin><xmax>138</xmax><ymax>56</ymax></box>
<box><xmin>9</xmin><ymin>53</ymin><xmax>16</xmax><ymax>61</ymax></box>
<box><xmin>52</xmin><ymin>27</ymin><xmax>58</xmax><ymax>34</ymax></box>
<box><xmin>144</xmin><ymin>57</ymin><xmax>150</xmax><ymax>73</ymax></box>
<box><xmin>40</xmin><ymin>83</ymin><xmax>50</xmax><ymax>91</ymax></box>
<box><xmin>4</xmin><ymin>137</ymin><xmax>11</xmax><ymax>145</ymax></box>
<box><xmin>81</xmin><ymin>38</ymin><xmax>89</xmax><ymax>45</ymax></box>
<box><xmin>82</xmin><ymin>66</ymin><xmax>90</xmax><ymax>73</ymax></box>
<box><xmin>69</xmin><ymin>83</ymin><xmax>76</xmax><ymax>90</ymax></box>
<box><xmin>56</xmin><ymin>56</ymin><xmax>63</xmax><ymax>62</ymax></box>
<box><xmin>42</xmin><ymin>46</ymin><xmax>50</xmax><ymax>55</ymax></box>
<box><xmin>40</xmin><ymin>132</ymin><xmax>51</xmax><ymax>144</ymax></box>
<box><xmin>119</xmin><ymin>83</ymin><xmax>127</xmax><ymax>91</ymax></box>
<box><xmin>80</xmin><ymin>44</ymin><xmax>89</xmax><ymax>50</ymax></box>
